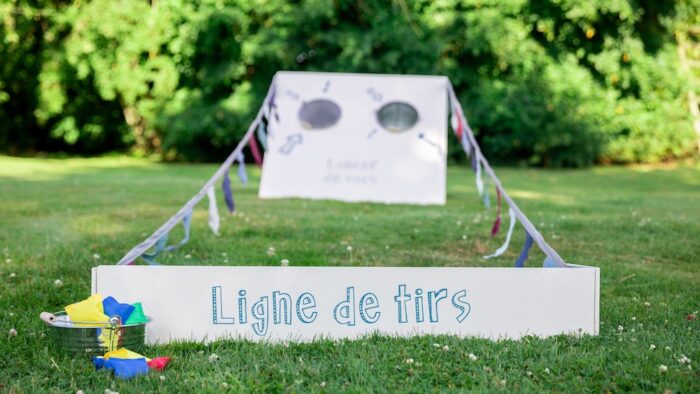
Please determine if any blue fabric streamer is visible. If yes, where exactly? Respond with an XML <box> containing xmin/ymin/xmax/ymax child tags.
<box><xmin>140</xmin><ymin>234</ymin><xmax>169</xmax><ymax>265</ymax></box>
<box><xmin>256</xmin><ymin>121</ymin><xmax>268</xmax><ymax>150</ymax></box>
<box><xmin>482</xmin><ymin>178</ymin><xmax>490</xmax><ymax>208</ymax></box>
<box><xmin>236</xmin><ymin>152</ymin><xmax>248</xmax><ymax>185</ymax></box>
<box><xmin>514</xmin><ymin>232</ymin><xmax>534</xmax><ymax>267</ymax></box>
<box><xmin>543</xmin><ymin>256</ymin><xmax>557</xmax><ymax>268</ymax></box>
<box><xmin>222</xmin><ymin>170</ymin><xmax>235</xmax><ymax>213</ymax></box>
<box><xmin>460</xmin><ymin>131</ymin><xmax>471</xmax><ymax>157</ymax></box>
<box><xmin>164</xmin><ymin>209</ymin><xmax>192</xmax><ymax>252</ymax></box>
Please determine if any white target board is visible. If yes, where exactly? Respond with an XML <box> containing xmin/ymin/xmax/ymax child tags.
<box><xmin>92</xmin><ymin>265</ymin><xmax>599</xmax><ymax>344</ymax></box>
<box><xmin>258</xmin><ymin>72</ymin><xmax>449</xmax><ymax>205</ymax></box>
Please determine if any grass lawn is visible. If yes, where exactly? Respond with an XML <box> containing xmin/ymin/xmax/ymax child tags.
<box><xmin>0</xmin><ymin>155</ymin><xmax>698</xmax><ymax>392</ymax></box>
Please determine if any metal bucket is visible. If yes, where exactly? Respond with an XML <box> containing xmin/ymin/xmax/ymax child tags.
<box><xmin>45</xmin><ymin>311</ymin><xmax>152</xmax><ymax>356</ymax></box>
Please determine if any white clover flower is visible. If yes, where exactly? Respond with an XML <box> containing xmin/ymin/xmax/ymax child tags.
<box><xmin>222</xmin><ymin>382</ymin><xmax>229</xmax><ymax>388</ymax></box>
<box><xmin>499</xmin><ymin>379</ymin><xmax>506</xmax><ymax>386</ymax></box>
<box><xmin>320</xmin><ymin>381</ymin><xmax>326</xmax><ymax>388</ymax></box>
<box><xmin>9</xmin><ymin>272</ymin><xmax>16</xmax><ymax>278</ymax></box>
<box><xmin>644</xmin><ymin>301</ymin><xmax>651</xmax><ymax>307</ymax></box>
<box><xmin>649</xmin><ymin>344</ymin><xmax>656</xmax><ymax>350</ymax></box>
<box><xmin>53</xmin><ymin>279</ymin><xmax>63</xmax><ymax>288</ymax></box>
<box><xmin>468</xmin><ymin>353</ymin><xmax>478</xmax><ymax>361</ymax></box>
<box><xmin>8</xmin><ymin>312</ymin><xmax>14</xmax><ymax>317</ymax></box>
<box><xmin>678</xmin><ymin>355</ymin><xmax>691</xmax><ymax>365</ymax></box>
<box><xmin>617</xmin><ymin>325</ymin><xmax>624</xmax><ymax>331</ymax></box>
<box><xmin>159</xmin><ymin>375</ymin><xmax>165</xmax><ymax>382</ymax></box>
<box><xmin>8</xmin><ymin>328</ymin><xmax>17</xmax><ymax>337</ymax></box>
<box><xmin>456</xmin><ymin>220</ymin><xmax>462</xmax><ymax>226</ymax></box>
<box><xmin>184</xmin><ymin>254</ymin><xmax>192</xmax><ymax>259</ymax></box>
<box><xmin>346</xmin><ymin>246</ymin><xmax>353</xmax><ymax>252</ymax></box>
<box><xmin>462</xmin><ymin>235</ymin><xmax>467</xmax><ymax>240</ymax></box>
<box><xmin>404</xmin><ymin>358</ymin><xmax>414</xmax><ymax>365</ymax></box>
<box><xmin>659</xmin><ymin>365</ymin><xmax>668</xmax><ymax>373</ymax></box>
<box><xmin>544</xmin><ymin>368</ymin><xmax>551</xmax><ymax>374</ymax></box>
<box><xmin>76</xmin><ymin>390</ymin><xmax>84</xmax><ymax>394</ymax></box>
<box><xmin>280</xmin><ymin>259</ymin><xmax>289</xmax><ymax>266</ymax></box>
<box><xmin>631</xmin><ymin>328</ymin><xmax>636</xmax><ymax>333</ymax></box>
<box><xmin>433</xmin><ymin>343</ymin><xmax>441</xmax><ymax>348</ymax></box>
<box><xmin>526</xmin><ymin>371</ymin><xmax>533</xmax><ymax>376</ymax></box>
<box><xmin>5</xmin><ymin>259</ymin><xmax>11</xmax><ymax>263</ymax></box>
<box><xmin>665</xmin><ymin>346</ymin><xmax>672</xmax><ymax>351</ymax></box>
<box><xmin>208</xmin><ymin>353</ymin><xmax>219</xmax><ymax>362</ymax></box>
<box><xmin>221</xmin><ymin>252</ymin><xmax>227</xmax><ymax>257</ymax></box>
<box><xmin>93</xmin><ymin>254</ymin><xmax>101</xmax><ymax>260</ymax></box>
<box><xmin>632</xmin><ymin>317</ymin><xmax>636</xmax><ymax>321</ymax></box>
<box><xmin>267</xmin><ymin>247</ymin><xmax>276</xmax><ymax>256</ymax></box>
<box><xmin>442</xmin><ymin>345</ymin><xmax>450</xmax><ymax>352</ymax></box>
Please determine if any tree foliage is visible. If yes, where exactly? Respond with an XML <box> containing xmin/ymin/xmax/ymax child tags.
<box><xmin>1</xmin><ymin>0</ymin><xmax>698</xmax><ymax>165</ymax></box>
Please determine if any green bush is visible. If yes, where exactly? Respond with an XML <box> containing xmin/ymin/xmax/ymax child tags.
<box><xmin>1</xmin><ymin>0</ymin><xmax>698</xmax><ymax>165</ymax></box>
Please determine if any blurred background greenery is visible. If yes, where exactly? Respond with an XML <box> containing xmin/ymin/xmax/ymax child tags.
<box><xmin>1</xmin><ymin>0</ymin><xmax>699</xmax><ymax>166</ymax></box>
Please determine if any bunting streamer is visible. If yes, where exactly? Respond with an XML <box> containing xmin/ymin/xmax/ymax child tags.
<box><xmin>490</xmin><ymin>188</ymin><xmax>502</xmax><ymax>237</ymax></box>
<box><xmin>450</xmin><ymin>105</ymin><xmax>464</xmax><ymax>141</ymax></box>
<box><xmin>249</xmin><ymin>134</ymin><xmax>264</xmax><ymax>167</ymax></box>
<box><xmin>164</xmin><ymin>209</ymin><xmax>192</xmax><ymax>252</ymax></box>
<box><xmin>140</xmin><ymin>235</ymin><xmax>169</xmax><ymax>265</ymax></box>
<box><xmin>514</xmin><ymin>232</ymin><xmax>534</xmax><ymax>267</ymax></box>
<box><xmin>482</xmin><ymin>177</ymin><xmax>490</xmax><ymax>208</ymax></box>
<box><xmin>460</xmin><ymin>130</ymin><xmax>472</xmax><ymax>158</ymax></box>
<box><xmin>206</xmin><ymin>186</ymin><xmax>220</xmax><ymax>235</ymax></box>
<box><xmin>256</xmin><ymin>121</ymin><xmax>268</xmax><ymax>150</ymax></box>
<box><xmin>236</xmin><ymin>152</ymin><xmax>248</xmax><ymax>185</ymax></box>
<box><xmin>139</xmin><ymin>209</ymin><xmax>193</xmax><ymax>264</ymax></box>
<box><xmin>475</xmin><ymin>156</ymin><xmax>484</xmax><ymax>196</ymax></box>
<box><xmin>543</xmin><ymin>256</ymin><xmax>557</xmax><ymax>268</ymax></box>
<box><xmin>483</xmin><ymin>208</ymin><xmax>516</xmax><ymax>259</ymax></box>
<box><xmin>222</xmin><ymin>170</ymin><xmax>235</xmax><ymax>214</ymax></box>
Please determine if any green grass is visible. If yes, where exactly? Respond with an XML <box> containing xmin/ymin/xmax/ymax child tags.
<box><xmin>0</xmin><ymin>155</ymin><xmax>698</xmax><ymax>393</ymax></box>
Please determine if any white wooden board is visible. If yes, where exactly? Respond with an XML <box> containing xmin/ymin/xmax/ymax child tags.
<box><xmin>92</xmin><ymin>265</ymin><xmax>599</xmax><ymax>343</ymax></box>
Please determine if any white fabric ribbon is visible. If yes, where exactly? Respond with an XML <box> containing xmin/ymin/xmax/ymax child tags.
<box><xmin>206</xmin><ymin>185</ymin><xmax>220</xmax><ymax>235</ymax></box>
<box><xmin>484</xmin><ymin>208</ymin><xmax>516</xmax><ymax>259</ymax></box>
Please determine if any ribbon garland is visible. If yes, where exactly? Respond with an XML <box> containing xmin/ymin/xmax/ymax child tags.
<box><xmin>116</xmin><ymin>81</ymin><xmax>275</xmax><ymax>265</ymax></box>
<box><xmin>514</xmin><ymin>232</ymin><xmax>534</xmax><ymax>267</ymax></box>
<box><xmin>448</xmin><ymin>83</ymin><xmax>567</xmax><ymax>268</ymax></box>
<box><xmin>206</xmin><ymin>186</ymin><xmax>220</xmax><ymax>235</ymax></box>
<box><xmin>222</xmin><ymin>169</ymin><xmax>235</xmax><ymax>214</ymax></box>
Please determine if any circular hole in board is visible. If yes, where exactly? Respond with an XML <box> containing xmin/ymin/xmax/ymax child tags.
<box><xmin>298</xmin><ymin>99</ymin><xmax>342</xmax><ymax>130</ymax></box>
<box><xmin>377</xmin><ymin>101</ymin><xmax>419</xmax><ymax>133</ymax></box>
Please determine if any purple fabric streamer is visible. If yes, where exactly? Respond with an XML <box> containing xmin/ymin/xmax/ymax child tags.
<box><xmin>222</xmin><ymin>170</ymin><xmax>235</xmax><ymax>213</ymax></box>
<box><xmin>470</xmin><ymin>153</ymin><xmax>477</xmax><ymax>172</ymax></box>
<box><xmin>236</xmin><ymin>152</ymin><xmax>248</xmax><ymax>185</ymax></box>
<box><xmin>491</xmin><ymin>188</ymin><xmax>502</xmax><ymax>237</ymax></box>
<box><xmin>514</xmin><ymin>232</ymin><xmax>534</xmax><ymax>267</ymax></box>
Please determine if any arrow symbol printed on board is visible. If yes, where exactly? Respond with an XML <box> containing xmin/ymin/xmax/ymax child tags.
<box><xmin>279</xmin><ymin>133</ymin><xmax>303</xmax><ymax>155</ymax></box>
